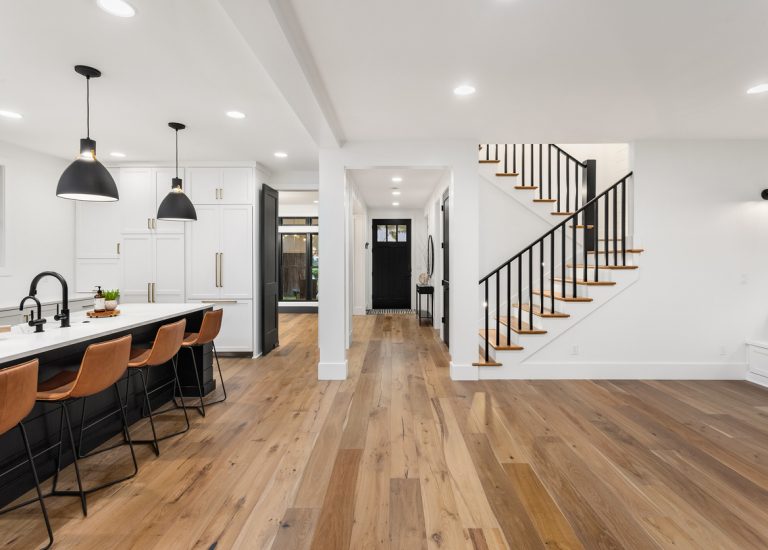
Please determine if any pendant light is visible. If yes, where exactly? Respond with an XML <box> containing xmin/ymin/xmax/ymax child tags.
<box><xmin>56</xmin><ymin>65</ymin><xmax>119</xmax><ymax>202</ymax></box>
<box><xmin>157</xmin><ymin>122</ymin><xmax>197</xmax><ymax>221</ymax></box>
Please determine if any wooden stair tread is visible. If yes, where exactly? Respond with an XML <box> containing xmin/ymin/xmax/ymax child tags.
<box><xmin>587</xmin><ymin>248</ymin><xmax>644</xmax><ymax>254</ymax></box>
<box><xmin>569</xmin><ymin>224</ymin><xmax>594</xmax><ymax>229</ymax></box>
<box><xmin>474</xmin><ymin>347</ymin><xmax>502</xmax><ymax>366</ymax></box>
<box><xmin>496</xmin><ymin>172</ymin><xmax>519</xmax><ymax>177</ymax></box>
<box><xmin>552</xmin><ymin>277</ymin><xmax>616</xmax><ymax>286</ymax></box>
<box><xmin>567</xmin><ymin>263</ymin><xmax>639</xmax><ymax>270</ymax></box>
<box><xmin>497</xmin><ymin>316</ymin><xmax>547</xmax><ymax>335</ymax></box>
<box><xmin>532</xmin><ymin>289</ymin><xmax>593</xmax><ymax>302</ymax></box>
<box><xmin>479</xmin><ymin>329</ymin><xmax>524</xmax><ymax>350</ymax></box>
<box><xmin>515</xmin><ymin>185</ymin><xmax>539</xmax><ymax>190</ymax></box>
<box><xmin>520</xmin><ymin>303</ymin><xmax>570</xmax><ymax>318</ymax></box>
<box><xmin>533</xmin><ymin>199</ymin><xmax>557</xmax><ymax>203</ymax></box>
<box><xmin>479</xmin><ymin>160</ymin><xmax>500</xmax><ymax>164</ymax></box>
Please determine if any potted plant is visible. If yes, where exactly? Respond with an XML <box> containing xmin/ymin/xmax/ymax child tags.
<box><xmin>104</xmin><ymin>289</ymin><xmax>120</xmax><ymax>311</ymax></box>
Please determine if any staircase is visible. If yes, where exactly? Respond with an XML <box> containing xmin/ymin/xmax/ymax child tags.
<box><xmin>475</xmin><ymin>144</ymin><xmax>640</xmax><ymax>375</ymax></box>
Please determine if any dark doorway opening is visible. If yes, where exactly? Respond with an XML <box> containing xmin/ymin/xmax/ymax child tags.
<box><xmin>441</xmin><ymin>190</ymin><xmax>449</xmax><ymax>347</ymax></box>
<box><xmin>260</xmin><ymin>184</ymin><xmax>279</xmax><ymax>355</ymax></box>
<box><xmin>372</xmin><ymin>219</ymin><xmax>411</xmax><ymax>309</ymax></box>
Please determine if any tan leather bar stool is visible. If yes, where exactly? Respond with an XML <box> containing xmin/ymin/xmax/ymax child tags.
<box><xmin>178</xmin><ymin>308</ymin><xmax>227</xmax><ymax>417</ymax></box>
<box><xmin>125</xmin><ymin>319</ymin><xmax>188</xmax><ymax>456</ymax></box>
<box><xmin>36</xmin><ymin>334</ymin><xmax>137</xmax><ymax>517</ymax></box>
<box><xmin>0</xmin><ymin>359</ymin><xmax>54</xmax><ymax>549</ymax></box>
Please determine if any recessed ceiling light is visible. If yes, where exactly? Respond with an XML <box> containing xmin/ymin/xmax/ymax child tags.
<box><xmin>453</xmin><ymin>84</ymin><xmax>476</xmax><ymax>96</ymax></box>
<box><xmin>392</xmin><ymin>202</ymin><xmax>400</xmax><ymax>206</ymax></box>
<box><xmin>391</xmin><ymin>176</ymin><xmax>402</xmax><ymax>182</ymax></box>
<box><xmin>226</xmin><ymin>111</ymin><xmax>246</xmax><ymax>119</ymax></box>
<box><xmin>747</xmin><ymin>83</ymin><xmax>768</xmax><ymax>95</ymax></box>
<box><xmin>0</xmin><ymin>110</ymin><xmax>22</xmax><ymax>119</ymax></box>
<box><xmin>109</xmin><ymin>151</ymin><xmax>126</xmax><ymax>158</ymax></box>
<box><xmin>274</xmin><ymin>151</ymin><xmax>288</xmax><ymax>158</ymax></box>
<box><xmin>313</xmin><ymin>200</ymin><xmax>318</xmax><ymax>203</ymax></box>
<box><xmin>392</xmin><ymin>189</ymin><xmax>401</xmax><ymax>196</ymax></box>
<box><xmin>97</xmin><ymin>0</ymin><xmax>136</xmax><ymax>18</ymax></box>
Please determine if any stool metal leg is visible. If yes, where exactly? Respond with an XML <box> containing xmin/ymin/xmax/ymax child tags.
<box><xmin>137</xmin><ymin>368</ymin><xmax>160</xmax><ymax>456</ymax></box>
<box><xmin>212</xmin><ymin>342</ymin><xmax>228</xmax><ymax>403</ymax></box>
<box><xmin>19</xmin><ymin>423</ymin><xmax>54</xmax><ymax>550</ymax></box>
<box><xmin>59</xmin><ymin>402</ymin><xmax>87</xmax><ymax>516</ymax></box>
<box><xmin>114</xmin><ymin>383</ymin><xmax>138</xmax><ymax>478</ymax></box>
<box><xmin>176</xmin><ymin>344</ymin><xmax>227</xmax><ymax>417</ymax></box>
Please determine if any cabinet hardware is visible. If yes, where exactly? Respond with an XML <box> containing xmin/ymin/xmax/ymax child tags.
<box><xmin>117</xmin><ymin>243</ymin><xmax>120</xmax><ymax>254</ymax></box>
<box><xmin>148</xmin><ymin>218</ymin><xmax>151</xmax><ymax>230</ymax></box>
<box><xmin>214</xmin><ymin>253</ymin><xmax>218</xmax><ymax>287</ymax></box>
<box><xmin>202</xmin><ymin>300</ymin><xmax>237</xmax><ymax>304</ymax></box>
<box><xmin>147</xmin><ymin>282</ymin><xmax>151</xmax><ymax>303</ymax></box>
<box><xmin>219</xmin><ymin>252</ymin><xmax>223</xmax><ymax>287</ymax></box>
<box><xmin>220</xmin><ymin>188</ymin><xmax>223</xmax><ymax>200</ymax></box>
<box><xmin>152</xmin><ymin>282</ymin><xmax>156</xmax><ymax>303</ymax></box>
<box><xmin>152</xmin><ymin>218</ymin><xmax>157</xmax><ymax>230</ymax></box>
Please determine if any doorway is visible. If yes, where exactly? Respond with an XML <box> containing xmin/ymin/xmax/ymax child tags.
<box><xmin>441</xmin><ymin>189</ymin><xmax>449</xmax><ymax>347</ymax></box>
<box><xmin>372</xmin><ymin>219</ymin><xmax>411</xmax><ymax>309</ymax></box>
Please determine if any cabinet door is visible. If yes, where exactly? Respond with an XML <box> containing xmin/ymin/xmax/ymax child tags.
<box><xmin>121</xmin><ymin>233</ymin><xmax>153</xmax><ymax>303</ymax></box>
<box><xmin>154</xmin><ymin>234</ymin><xmax>185</xmax><ymax>302</ymax></box>
<box><xmin>186</xmin><ymin>205</ymin><xmax>221</xmax><ymax>299</ymax></box>
<box><xmin>220</xmin><ymin>167</ymin><xmax>252</xmax><ymax>204</ymax></box>
<box><xmin>207</xmin><ymin>300</ymin><xmax>253</xmax><ymax>352</ymax></box>
<box><xmin>119</xmin><ymin>168</ymin><xmax>155</xmax><ymax>233</ymax></box>
<box><xmin>154</xmin><ymin>167</ymin><xmax>186</xmax><ymax>234</ymax></box>
<box><xmin>187</xmin><ymin>167</ymin><xmax>221</xmax><ymax>205</ymax></box>
<box><xmin>75</xmin><ymin>167</ymin><xmax>121</xmax><ymax>258</ymax></box>
<box><xmin>220</xmin><ymin>205</ymin><xmax>253</xmax><ymax>299</ymax></box>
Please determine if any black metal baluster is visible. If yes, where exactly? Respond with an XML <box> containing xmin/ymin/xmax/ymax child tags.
<box><xmin>521</xmin><ymin>144</ymin><xmax>526</xmax><ymax>186</ymax></box>
<box><xmin>494</xmin><ymin>144</ymin><xmax>498</xmax><ymax>162</ymax></box>
<box><xmin>539</xmin><ymin>239</ymin><xmax>544</xmax><ymax>316</ymax></box>
<box><xmin>539</xmin><ymin>144</ymin><xmax>543</xmax><ymax>199</ymax></box>
<box><xmin>530</xmin><ymin>143</ymin><xmax>534</xmax><ymax>188</ymax></box>
<box><xmin>528</xmin><ymin>249</ymin><xmax>534</xmax><ymax>329</ymax></box>
<box><xmin>550</xmin><ymin>232</ymin><xmax>555</xmax><ymax>313</ymax></box>
<box><xmin>513</xmin><ymin>144</ymin><xmax>517</xmax><ymax>173</ymax></box>
<box><xmin>485</xmin><ymin>144</ymin><xmax>490</xmax><ymax>161</ymax></box>
<box><xmin>613</xmin><ymin>186</ymin><xmax>618</xmax><ymax>266</ymax></box>
<box><xmin>484</xmin><ymin>280</ymin><xmax>489</xmax><ymax>362</ymax></box>
<box><xmin>593</xmin><ymin>196</ymin><xmax>600</xmax><ymax>282</ymax></box>
<box><xmin>557</xmin><ymin>154</ymin><xmax>561</xmax><ymax>211</ymax></box>
<box><xmin>548</xmin><ymin>146</ymin><xmax>552</xmax><ymax>200</ymax></box>
<box><xmin>495</xmin><ymin>273</ymin><xmax>500</xmax><ymax>347</ymax></box>
<box><xmin>621</xmin><ymin>177</ymin><xmax>627</xmax><ymax>266</ymax></box>
<box><xmin>576</xmin><ymin>164</ymin><xmax>580</xmax><ymax>212</ymax></box>
<box><xmin>503</xmin><ymin>144</ymin><xmax>508</xmax><ymax>174</ymax></box>
<box><xmin>506</xmin><ymin>263</ymin><xmax>511</xmax><ymax>345</ymax></box>
<box><xmin>517</xmin><ymin>257</ymin><xmax>522</xmax><ymax>331</ymax></box>
<box><xmin>572</xmin><ymin>220</ymin><xmax>577</xmax><ymax>298</ymax></box>
<box><xmin>604</xmin><ymin>191</ymin><xmax>609</xmax><ymax>267</ymax></box>
<box><xmin>561</xmin><ymin>224</ymin><xmax>566</xmax><ymax>299</ymax></box>
<box><xmin>566</xmin><ymin>158</ymin><xmax>570</xmax><ymax>212</ymax></box>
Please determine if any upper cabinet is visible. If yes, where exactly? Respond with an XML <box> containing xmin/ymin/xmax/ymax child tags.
<box><xmin>187</xmin><ymin>167</ymin><xmax>253</xmax><ymax>205</ymax></box>
<box><xmin>75</xmin><ymin>167</ymin><xmax>121</xmax><ymax>258</ymax></box>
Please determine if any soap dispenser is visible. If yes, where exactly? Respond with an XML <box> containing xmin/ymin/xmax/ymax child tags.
<box><xmin>94</xmin><ymin>286</ymin><xmax>106</xmax><ymax>312</ymax></box>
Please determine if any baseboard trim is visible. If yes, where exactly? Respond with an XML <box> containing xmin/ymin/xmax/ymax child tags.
<box><xmin>319</xmin><ymin>360</ymin><xmax>348</xmax><ymax>380</ymax></box>
<box><xmin>353</xmin><ymin>306</ymin><xmax>366</xmax><ymax>316</ymax></box>
<box><xmin>450</xmin><ymin>362</ymin><xmax>479</xmax><ymax>381</ymax></box>
<box><xmin>747</xmin><ymin>370</ymin><xmax>768</xmax><ymax>388</ymax></box>
<box><xmin>478</xmin><ymin>361</ymin><xmax>749</xmax><ymax>380</ymax></box>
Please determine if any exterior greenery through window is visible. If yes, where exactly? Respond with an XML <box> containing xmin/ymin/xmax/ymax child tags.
<box><xmin>278</xmin><ymin>217</ymin><xmax>319</xmax><ymax>302</ymax></box>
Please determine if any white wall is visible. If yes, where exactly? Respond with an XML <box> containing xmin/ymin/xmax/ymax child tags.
<box><xmin>559</xmin><ymin>143</ymin><xmax>630</xmax><ymax>191</ymax></box>
<box><xmin>269</xmin><ymin>170</ymin><xmax>318</xmax><ymax>191</ymax></box>
<box><xmin>423</xmin><ymin>172</ymin><xmax>449</xmax><ymax>340</ymax></box>
<box><xmin>279</xmin><ymin>203</ymin><xmax>318</xmax><ymax>217</ymax></box>
<box><xmin>0</xmin><ymin>141</ymin><xmax>73</xmax><ymax>306</ymax></box>
<box><xmin>529</xmin><ymin>140</ymin><xmax>768</xmax><ymax>378</ymax></box>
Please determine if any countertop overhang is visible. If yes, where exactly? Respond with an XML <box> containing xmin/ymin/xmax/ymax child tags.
<box><xmin>0</xmin><ymin>303</ymin><xmax>210</xmax><ymax>365</ymax></box>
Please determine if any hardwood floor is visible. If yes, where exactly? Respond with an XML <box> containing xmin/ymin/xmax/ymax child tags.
<box><xmin>3</xmin><ymin>313</ymin><xmax>768</xmax><ymax>549</ymax></box>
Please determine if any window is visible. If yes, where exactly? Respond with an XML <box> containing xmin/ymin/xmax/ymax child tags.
<box><xmin>279</xmin><ymin>232</ymin><xmax>319</xmax><ymax>302</ymax></box>
<box><xmin>375</xmin><ymin>222</ymin><xmax>409</xmax><ymax>243</ymax></box>
<box><xmin>279</xmin><ymin>217</ymin><xmax>319</xmax><ymax>227</ymax></box>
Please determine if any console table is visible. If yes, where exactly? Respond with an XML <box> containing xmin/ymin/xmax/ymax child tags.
<box><xmin>416</xmin><ymin>284</ymin><xmax>434</xmax><ymax>326</ymax></box>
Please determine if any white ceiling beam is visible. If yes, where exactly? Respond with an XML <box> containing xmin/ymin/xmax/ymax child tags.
<box><xmin>216</xmin><ymin>0</ymin><xmax>344</xmax><ymax>148</ymax></box>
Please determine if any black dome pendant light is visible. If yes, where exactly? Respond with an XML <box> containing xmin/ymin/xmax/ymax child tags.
<box><xmin>56</xmin><ymin>65</ymin><xmax>119</xmax><ymax>202</ymax></box>
<box><xmin>157</xmin><ymin>122</ymin><xmax>197</xmax><ymax>221</ymax></box>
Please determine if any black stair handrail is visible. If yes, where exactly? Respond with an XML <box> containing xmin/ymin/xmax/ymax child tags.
<box><xmin>477</xmin><ymin>172</ymin><xmax>634</xmax><ymax>363</ymax></box>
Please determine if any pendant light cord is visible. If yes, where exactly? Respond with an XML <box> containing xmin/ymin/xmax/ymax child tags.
<box><xmin>85</xmin><ymin>76</ymin><xmax>90</xmax><ymax>139</ymax></box>
<box><xmin>175</xmin><ymin>129</ymin><xmax>179</xmax><ymax>179</ymax></box>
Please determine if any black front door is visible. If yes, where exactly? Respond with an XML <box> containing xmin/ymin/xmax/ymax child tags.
<box><xmin>372</xmin><ymin>219</ymin><xmax>411</xmax><ymax>309</ymax></box>
<box><xmin>260</xmin><ymin>184</ymin><xmax>279</xmax><ymax>354</ymax></box>
<box><xmin>441</xmin><ymin>190</ymin><xmax>449</xmax><ymax>347</ymax></box>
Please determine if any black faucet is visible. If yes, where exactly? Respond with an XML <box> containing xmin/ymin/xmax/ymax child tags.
<box><xmin>19</xmin><ymin>295</ymin><xmax>46</xmax><ymax>333</ymax></box>
<box><xmin>28</xmin><ymin>271</ymin><xmax>70</xmax><ymax>328</ymax></box>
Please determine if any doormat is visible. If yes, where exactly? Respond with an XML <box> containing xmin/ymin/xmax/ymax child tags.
<box><xmin>366</xmin><ymin>309</ymin><xmax>416</xmax><ymax>315</ymax></box>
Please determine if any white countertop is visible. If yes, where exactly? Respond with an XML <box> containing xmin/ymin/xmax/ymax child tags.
<box><xmin>0</xmin><ymin>303</ymin><xmax>210</xmax><ymax>365</ymax></box>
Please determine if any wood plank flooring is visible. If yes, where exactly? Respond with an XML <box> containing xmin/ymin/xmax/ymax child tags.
<box><xmin>2</xmin><ymin>313</ymin><xmax>768</xmax><ymax>549</ymax></box>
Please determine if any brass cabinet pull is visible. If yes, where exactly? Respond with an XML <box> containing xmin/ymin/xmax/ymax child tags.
<box><xmin>117</xmin><ymin>243</ymin><xmax>120</xmax><ymax>254</ymax></box>
<box><xmin>148</xmin><ymin>218</ymin><xmax>151</xmax><ymax>230</ymax></box>
<box><xmin>214</xmin><ymin>253</ymin><xmax>220</xmax><ymax>287</ymax></box>
<box><xmin>220</xmin><ymin>187</ymin><xmax>223</xmax><ymax>200</ymax></box>
<box><xmin>152</xmin><ymin>282</ymin><xmax>156</xmax><ymax>303</ymax></box>
<box><xmin>219</xmin><ymin>252</ymin><xmax>223</xmax><ymax>288</ymax></box>
<box><xmin>147</xmin><ymin>282</ymin><xmax>151</xmax><ymax>302</ymax></box>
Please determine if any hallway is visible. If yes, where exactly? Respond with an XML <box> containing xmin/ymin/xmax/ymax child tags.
<box><xmin>3</xmin><ymin>314</ymin><xmax>768</xmax><ymax>548</ymax></box>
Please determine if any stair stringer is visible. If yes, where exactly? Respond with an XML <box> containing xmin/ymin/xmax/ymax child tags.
<box><xmin>478</xmin><ymin>268</ymin><xmax>640</xmax><ymax>379</ymax></box>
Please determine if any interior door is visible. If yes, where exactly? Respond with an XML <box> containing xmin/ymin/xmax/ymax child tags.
<box><xmin>260</xmin><ymin>184</ymin><xmax>279</xmax><ymax>354</ymax></box>
<box><xmin>220</xmin><ymin>205</ymin><xmax>253</xmax><ymax>299</ymax></box>
<box><xmin>442</xmin><ymin>190</ymin><xmax>450</xmax><ymax>347</ymax></box>
<box><xmin>372</xmin><ymin>219</ymin><xmax>411</xmax><ymax>309</ymax></box>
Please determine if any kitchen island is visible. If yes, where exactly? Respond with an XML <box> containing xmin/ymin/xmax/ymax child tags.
<box><xmin>0</xmin><ymin>303</ymin><xmax>213</xmax><ymax>507</ymax></box>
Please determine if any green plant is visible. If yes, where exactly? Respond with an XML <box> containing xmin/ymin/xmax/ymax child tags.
<box><xmin>103</xmin><ymin>289</ymin><xmax>120</xmax><ymax>301</ymax></box>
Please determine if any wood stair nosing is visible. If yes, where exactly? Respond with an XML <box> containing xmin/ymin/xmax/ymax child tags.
<box><xmin>474</xmin><ymin>346</ymin><xmax>502</xmax><ymax>366</ymax></box>
<box><xmin>496</xmin><ymin>316</ymin><xmax>547</xmax><ymax>335</ymax></box>
<box><xmin>531</xmin><ymin>289</ymin><xmax>593</xmax><ymax>302</ymax></box>
<box><xmin>519</xmin><ymin>303</ymin><xmax>570</xmax><ymax>318</ymax></box>
<box><xmin>566</xmin><ymin>263</ymin><xmax>639</xmax><ymax>271</ymax></box>
<box><xmin>587</xmin><ymin>248</ymin><xmax>644</xmax><ymax>255</ymax></box>
<box><xmin>568</xmin><ymin>224</ymin><xmax>595</xmax><ymax>229</ymax></box>
<box><xmin>479</xmin><ymin>329</ymin><xmax>524</xmax><ymax>351</ymax></box>
<box><xmin>479</xmin><ymin>159</ymin><xmax>501</xmax><ymax>164</ymax></box>
<box><xmin>533</xmin><ymin>199</ymin><xmax>557</xmax><ymax>203</ymax></box>
<box><xmin>551</xmin><ymin>277</ymin><xmax>616</xmax><ymax>287</ymax></box>
<box><xmin>515</xmin><ymin>185</ymin><xmax>539</xmax><ymax>190</ymax></box>
<box><xmin>496</xmin><ymin>172</ymin><xmax>519</xmax><ymax>177</ymax></box>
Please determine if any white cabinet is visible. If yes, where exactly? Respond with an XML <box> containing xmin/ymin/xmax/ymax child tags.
<box><xmin>187</xmin><ymin>167</ymin><xmax>253</xmax><ymax>205</ymax></box>
<box><xmin>75</xmin><ymin>259</ymin><xmax>121</xmax><ymax>293</ymax></box>
<box><xmin>121</xmin><ymin>233</ymin><xmax>184</xmax><ymax>303</ymax></box>
<box><xmin>186</xmin><ymin>205</ymin><xmax>252</xmax><ymax>300</ymax></box>
<box><xmin>154</xmin><ymin>167</ymin><xmax>186</xmax><ymax>233</ymax></box>
<box><xmin>188</xmin><ymin>300</ymin><xmax>253</xmax><ymax>353</ymax></box>
<box><xmin>75</xmin><ymin>190</ymin><xmax>121</xmax><ymax>259</ymax></box>
<box><xmin>119</xmin><ymin>168</ymin><xmax>156</xmax><ymax>233</ymax></box>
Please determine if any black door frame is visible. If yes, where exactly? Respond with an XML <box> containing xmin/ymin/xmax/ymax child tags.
<box><xmin>371</xmin><ymin>218</ymin><xmax>412</xmax><ymax>309</ymax></box>
<box><xmin>278</xmin><ymin>231</ymin><xmax>319</xmax><ymax>303</ymax></box>
<box><xmin>260</xmin><ymin>184</ymin><xmax>279</xmax><ymax>355</ymax></box>
<box><xmin>441</xmin><ymin>189</ymin><xmax>449</xmax><ymax>347</ymax></box>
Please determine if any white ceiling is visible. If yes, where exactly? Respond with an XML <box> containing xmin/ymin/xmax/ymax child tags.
<box><xmin>349</xmin><ymin>168</ymin><xmax>444</xmax><ymax>210</ymax></box>
<box><xmin>289</xmin><ymin>0</ymin><xmax>768</xmax><ymax>143</ymax></box>
<box><xmin>0</xmin><ymin>0</ymin><xmax>318</xmax><ymax>170</ymax></box>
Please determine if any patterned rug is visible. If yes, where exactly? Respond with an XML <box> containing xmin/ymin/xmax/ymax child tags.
<box><xmin>366</xmin><ymin>308</ymin><xmax>417</xmax><ymax>315</ymax></box>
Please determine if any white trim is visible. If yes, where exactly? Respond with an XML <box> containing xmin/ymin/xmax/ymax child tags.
<box><xmin>278</xmin><ymin>226</ymin><xmax>318</xmax><ymax>233</ymax></box>
<box><xmin>353</xmin><ymin>306</ymin><xmax>366</xmax><ymax>315</ymax></box>
<box><xmin>318</xmin><ymin>360</ymin><xmax>348</xmax><ymax>380</ymax></box>
<box><xmin>747</xmin><ymin>371</ymin><xmax>768</xmax><ymax>389</ymax></box>
<box><xmin>478</xmin><ymin>361</ymin><xmax>748</xmax><ymax>380</ymax></box>
<box><xmin>450</xmin><ymin>361</ymin><xmax>479</xmax><ymax>381</ymax></box>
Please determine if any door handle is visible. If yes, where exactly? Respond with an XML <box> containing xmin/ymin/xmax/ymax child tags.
<box><xmin>219</xmin><ymin>252</ymin><xmax>223</xmax><ymax>288</ymax></box>
<box><xmin>215</xmin><ymin>253</ymin><xmax>220</xmax><ymax>287</ymax></box>
<box><xmin>147</xmin><ymin>282</ymin><xmax>151</xmax><ymax>302</ymax></box>
<box><xmin>152</xmin><ymin>282</ymin><xmax>156</xmax><ymax>303</ymax></box>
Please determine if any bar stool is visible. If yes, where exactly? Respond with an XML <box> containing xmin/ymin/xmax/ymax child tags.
<box><xmin>0</xmin><ymin>359</ymin><xmax>54</xmax><ymax>549</ymax></box>
<box><xmin>178</xmin><ymin>308</ymin><xmax>227</xmax><ymax>417</ymax></box>
<box><xmin>36</xmin><ymin>334</ymin><xmax>137</xmax><ymax>517</ymax></box>
<box><xmin>126</xmin><ymin>319</ymin><xmax>189</xmax><ymax>456</ymax></box>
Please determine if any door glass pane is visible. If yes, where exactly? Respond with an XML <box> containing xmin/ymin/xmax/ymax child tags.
<box><xmin>281</xmin><ymin>234</ymin><xmax>308</xmax><ymax>300</ymax></box>
<box><xmin>397</xmin><ymin>224</ymin><xmax>407</xmax><ymax>241</ymax></box>
<box><xmin>281</xmin><ymin>217</ymin><xmax>308</xmax><ymax>226</ymax></box>
<box><xmin>388</xmin><ymin>225</ymin><xmax>398</xmax><ymax>242</ymax></box>
<box><xmin>377</xmin><ymin>224</ymin><xmax>387</xmax><ymax>242</ymax></box>
<box><xmin>310</xmin><ymin>233</ymin><xmax>319</xmax><ymax>300</ymax></box>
